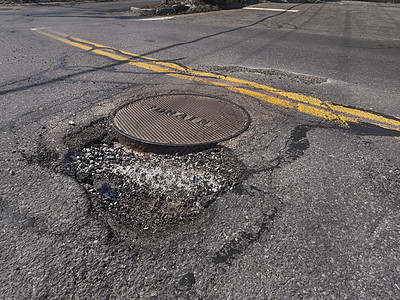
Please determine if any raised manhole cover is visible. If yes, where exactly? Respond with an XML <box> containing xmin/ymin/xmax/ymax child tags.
<box><xmin>112</xmin><ymin>95</ymin><xmax>250</xmax><ymax>148</ymax></box>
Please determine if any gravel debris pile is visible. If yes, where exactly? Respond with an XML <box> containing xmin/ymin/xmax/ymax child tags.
<box><xmin>65</xmin><ymin>143</ymin><xmax>243</xmax><ymax>230</ymax></box>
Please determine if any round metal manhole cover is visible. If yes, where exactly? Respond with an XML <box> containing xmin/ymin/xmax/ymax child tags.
<box><xmin>112</xmin><ymin>95</ymin><xmax>250</xmax><ymax>147</ymax></box>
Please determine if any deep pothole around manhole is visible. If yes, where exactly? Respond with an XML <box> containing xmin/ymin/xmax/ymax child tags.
<box><xmin>56</xmin><ymin>118</ymin><xmax>245</xmax><ymax>232</ymax></box>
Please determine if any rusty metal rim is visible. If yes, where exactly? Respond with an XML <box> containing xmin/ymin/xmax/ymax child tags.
<box><xmin>111</xmin><ymin>94</ymin><xmax>251</xmax><ymax>147</ymax></box>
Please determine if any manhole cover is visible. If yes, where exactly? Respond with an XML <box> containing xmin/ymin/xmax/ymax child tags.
<box><xmin>112</xmin><ymin>95</ymin><xmax>250</xmax><ymax>148</ymax></box>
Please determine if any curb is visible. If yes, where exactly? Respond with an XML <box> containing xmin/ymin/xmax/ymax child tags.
<box><xmin>130</xmin><ymin>4</ymin><xmax>191</xmax><ymax>16</ymax></box>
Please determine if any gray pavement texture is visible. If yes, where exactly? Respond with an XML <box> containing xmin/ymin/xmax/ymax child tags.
<box><xmin>1</xmin><ymin>1</ymin><xmax>400</xmax><ymax>299</ymax></box>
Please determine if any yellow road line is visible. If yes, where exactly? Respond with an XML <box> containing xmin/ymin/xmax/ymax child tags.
<box><xmin>31</xmin><ymin>28</ymin><xmax>400</xmax><ymax>135</ymax></box>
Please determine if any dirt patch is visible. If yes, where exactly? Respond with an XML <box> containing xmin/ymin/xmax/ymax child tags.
<box><xmin>30</xmin><ymin>117</ymin><xmax>245</xmax><ymax>235</ymax></box>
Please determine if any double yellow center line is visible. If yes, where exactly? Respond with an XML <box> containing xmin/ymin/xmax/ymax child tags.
<box><xmin>31</xmin><ymin>28</ymin><xmax>400</xmax><ymax>136</ymax></box>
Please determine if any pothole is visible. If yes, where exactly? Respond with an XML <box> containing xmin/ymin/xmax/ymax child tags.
<box><xmin>57</xmin><ymin>119</ymin><xmax>245</xmax><ymax>232</ymax></box>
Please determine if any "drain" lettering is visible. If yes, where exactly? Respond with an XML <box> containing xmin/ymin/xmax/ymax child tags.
<box><xmin>147</xmin><ymin>106</ymin><xmax>215</xmax><ymax>127</ymax></box>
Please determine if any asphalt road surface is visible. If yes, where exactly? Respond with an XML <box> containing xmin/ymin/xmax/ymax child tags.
<box><xmin>1</xmin><ymin>1</ymin><xmax>400</xmax><ymax>299</ymax></box>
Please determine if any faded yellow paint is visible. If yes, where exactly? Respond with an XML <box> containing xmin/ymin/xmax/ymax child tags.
<box><xmin>30</xmin><ymin>29</ymin><xmax>93</xmax><ymax>51</ymax></box>
<box><xmin>31</xmin><ymin>28</ymin><xmax>400</xmax><ymax>135</ymax></box>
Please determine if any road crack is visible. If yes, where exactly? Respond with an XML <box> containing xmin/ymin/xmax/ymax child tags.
<box><xmin>202</xmin><ymin>65</ymin><xmax>328</xmax><ymax>85</ymax></box>
<box><xmin>213</xmin><ymin>204</ymin><xmax>278</xmax><ymax>265</ymax></box>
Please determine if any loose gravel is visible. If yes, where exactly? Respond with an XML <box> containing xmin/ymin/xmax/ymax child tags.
<box><xmin>63</xmin><ymin>142</ymin><xmax>244</xmax><ymax>231</ymax></box>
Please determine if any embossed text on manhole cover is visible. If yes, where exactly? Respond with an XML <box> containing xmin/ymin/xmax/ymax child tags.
<box><xmin>112</xmin><ymin>94</ymin><xmax>250</xmax><ymax>147</ymax></box>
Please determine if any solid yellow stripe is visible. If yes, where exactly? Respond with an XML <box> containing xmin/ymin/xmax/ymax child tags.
<box><xmin>183</xmin><ymin>68</ymin><xmax>400</xmax><ymax>128</ymax></box>
<box><xmin>328</xmin><ymin>102</ymin><xmax>400</xmax><ymax>128</ymax></box>
<box><xmin>67</xmin><ymin>33</ymin><xmax>400</xmax><ymax>128</ymax></box>
<box><xmin>31</xmin><ymin>28</ymin><xmax>400</xmax><ymax>133</ymax></box>
<box><xmin>129</xmin><ymin>61</ymin><xmax>356</xmax><ymax>125</ymax></box>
